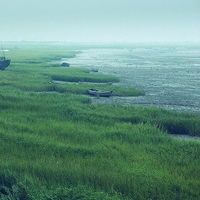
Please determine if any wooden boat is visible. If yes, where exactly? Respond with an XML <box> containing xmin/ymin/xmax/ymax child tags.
<box><xmin>61</xmin><ymin>62</ymin><xmax>70</xmax><ymax>67</ymax></box>
<box><xmin>87</xmin><ymin>89</ymin><xmax>113</xmax><ymax>97</ymax></box>
<box><xmin>0</xmin><ymin>42</ymin><xmax>11</xmax><ymax>70</ymax></box>
<box><xmin>0</xmin><ymin>56</ymin><xmax>11</xmax><ymax>70</ymax></box>
<box><xmin>90</xmin><ymin>68</ymin><xmax>98</xmax><ymax>72</ymax></box>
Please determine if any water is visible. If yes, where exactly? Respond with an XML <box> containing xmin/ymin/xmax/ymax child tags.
<box><xmin>66</xmin><ymin>45</ymin><xmax>200</xmax><ymax>115</ymax></box>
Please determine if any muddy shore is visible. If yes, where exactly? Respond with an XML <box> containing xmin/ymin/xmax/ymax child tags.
<box><xmin>66</xmin><ymin>46</ymin><xmax>200</xmax><ymax>115</ymax></box>
<box><xmin>64</xmin><ymin>46</ymin><xmax>200</xmax><ymax>141</ymax></box>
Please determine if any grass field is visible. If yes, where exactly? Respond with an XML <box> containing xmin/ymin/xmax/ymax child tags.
<box><xmin>0</xmin><ymin>43</ymin><xmax>200</xmax><ymax>200</ymax></box>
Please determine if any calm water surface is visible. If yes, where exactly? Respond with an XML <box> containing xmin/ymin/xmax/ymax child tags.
<box><xmin>66</xmin><ymin>46</ymin><xmax>200</xmax><ymax>115</ymax></box>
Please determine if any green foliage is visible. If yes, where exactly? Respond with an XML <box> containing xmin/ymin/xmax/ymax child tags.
<box><xmin>0</xmin><ymin>43</ymin><xmax>199</xmax><ymax>199</ymax></box>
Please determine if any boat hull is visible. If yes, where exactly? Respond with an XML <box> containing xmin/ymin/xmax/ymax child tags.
<box><xmin>87</xmin><ymin>89</ymin><xmax>113</xmax><ymax>97</ymax></box>
<box><xmin>0</xmin><ymin>59</ymin><xmax>11</xmax><ymax>70</ymax></box>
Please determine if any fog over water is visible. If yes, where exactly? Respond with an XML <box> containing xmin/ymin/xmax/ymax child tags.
<box><xmin>1</xmin><ymin>0</ymin><xmax>200</xmax><ymax>43</ymax></box>
<box><xmin>66</xmin><ymin>45</ymin><xmax>200</xmax><ymax>114</ymax></box>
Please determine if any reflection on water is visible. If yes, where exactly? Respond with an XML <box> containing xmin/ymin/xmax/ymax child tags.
<box><xmin>67</xmin><ymin>46</ymin><xmax>200</xmax><ymax>114</ymax></box>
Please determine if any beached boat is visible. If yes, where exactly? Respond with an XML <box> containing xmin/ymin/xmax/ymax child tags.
<box><xmin>0</xmin><ymin>42</ymin><xmax>11</xmax><ymax>70</ymax></box>
<box><xmin>61</xmin><ymin>62</ymin><xmax>70</xmax><ymax>67</ymax></box>
<box><xmin>90</xmin><ymin>68</ymin><xmax>98</xmax><ymax>72</ymax></box>
<box><xmin>0</xmin><ymin>56</ymin><xmax>11</xmax><ymax>70</ymax></box>
<box><xmin>87</xmin><ymin>89</ymin><xmax>113</xmax><ymax>97</ymax></box>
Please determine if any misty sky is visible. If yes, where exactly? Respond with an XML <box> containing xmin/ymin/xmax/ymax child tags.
<box><xmin>1</xmin><ymin>0</ymin><xmax>200</xmax><ymax>43</ymax></box>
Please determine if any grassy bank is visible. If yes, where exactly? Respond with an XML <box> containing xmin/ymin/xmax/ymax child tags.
<box><xmin>0</xmin><ymin>43</ymin><xmax>199</xmax><ymax>199</ymax></box>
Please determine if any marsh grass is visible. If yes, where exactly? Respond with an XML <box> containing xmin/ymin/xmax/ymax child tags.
<box><xmin>47</xmin><ymin>67</ymin><xmax>120</xmax><ymax>83</ymax></box>
<box><xmin>0</xmin><ymin>43</ymin><xmax>199</xmax><ymax>199</ymax></box>
<box><xmin>3</xmin><ymin>45</ymin><xmax>144</xmax><ymax>97</ymax></box>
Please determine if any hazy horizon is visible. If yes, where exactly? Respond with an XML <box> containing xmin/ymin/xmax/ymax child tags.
<box><xmin>1</xmin><ymin>0</ymin><xmax>200</xmax><ymax>43</ymax></box>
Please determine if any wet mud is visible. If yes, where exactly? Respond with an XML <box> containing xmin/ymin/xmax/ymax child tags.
<box><xmin>66</xmin><ymin>46</ymin><xmax>200</xmax><ymax>115</ymax></box>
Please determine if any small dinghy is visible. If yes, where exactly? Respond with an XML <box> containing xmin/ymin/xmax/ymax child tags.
<box><xmin>87</xmin><ymin>89</ymin><xmax>113</xmax><ymax>97</ymax></box>
<box><xmin>61</xmin><ymin>62</ymin><xmax>70</xmax><ymax>67</ymax></box>
<box><xmin>90</xmin><ymin>68</ymin><xmax>98</xmax><ymax>72</ymax></box>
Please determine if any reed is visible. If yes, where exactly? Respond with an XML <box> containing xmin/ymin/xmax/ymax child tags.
<box><xmin>0</xmin><ymin>43</ymin><xmax>199</xmax><ymax>199</ymax></box>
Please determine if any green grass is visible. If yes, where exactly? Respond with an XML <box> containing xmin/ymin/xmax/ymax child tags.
<box><xmin>47</xmin><ymin>67</ymin><xmax>120</xmax><ymax>83</ymax></box>
<box><xmin>3</xmin><ymin>45</ymin><xmax>143</xmax><ymax>97</ymax></box>
<box><xmin>0</xmin><ymin>43</ymin><xmax>199</xmax><ymax>200</ymax></box>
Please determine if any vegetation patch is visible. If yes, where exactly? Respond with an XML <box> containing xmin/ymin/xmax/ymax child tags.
<box><xmin>0</xmin><ymin>43</ymin><xmax>199</xmax><ymax>199</ymax></box>
<box><xmin>47</xmin><ymin>67</ymin><xmax>120</xmax><ymax>83</ymax></box>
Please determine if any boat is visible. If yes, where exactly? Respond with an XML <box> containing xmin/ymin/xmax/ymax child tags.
<box><xmin>61</xmin><ymin>62</ymin><xmax>70</xmax><ymax>67</ymax></box>
<box><xmin>0</xmin><ymin>56</ymin><xmax>11</xmax><ymax>70</ymax></box>
<box><xmin>0</xmin><ymin>42</ymin><xmax>11</xmax><ymax>70</ymax></box>
<box><xmin>90</xmin><ymin>68</ymin><xmax>98</xmax><ymax>72</ymax></box>
<box><xmin>87</xmin><ymin>89</ymin><xmax>113</xmax><ymax>97</ymax></box>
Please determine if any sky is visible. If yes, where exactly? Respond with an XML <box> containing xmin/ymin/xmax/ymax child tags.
<box><xmin>1</xmin><ymin>0</ymin><xmax>200</xmax><ymax>43</ymax></box>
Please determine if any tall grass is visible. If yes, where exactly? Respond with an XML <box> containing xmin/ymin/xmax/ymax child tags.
<box><xmin>0</xmin><ymin>43</ymin><xmax>199</xmax><ymax>199</ymax></box>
